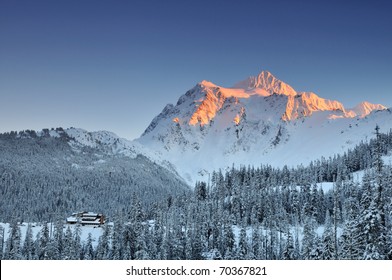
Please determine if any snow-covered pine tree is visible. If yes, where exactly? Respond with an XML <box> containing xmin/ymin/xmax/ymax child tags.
<box><xmin>237</xmin><ymin>227</ymin><xmax>248</xmax><ymax>260</ymax></box>
<box><xmin>122</xmin><ymin>223</ymin><xmax>137</xmax><ymax>260</ymax></box>
<box><xmin>111</xmin><ymin>217</ymin><xmax>124</xmax><ymax>260</ymax></box>
<box><xmin>160</xmin><ymin>228</ymin><xmax>171</xmax><ymax>260</ymax></box>
<box><xmin>4</xmin><ymin>221</ymin><xmax>22</xmax><ymax>260</ymax></box>
<box><xmin>362</xmin><ymin>200</ymin><xmax>388</xmax><ymax>260</ymax></box>
<box><xmin>309</xmin><ymin>236</ymin><xmax>322</xmax><ymax>260</ymax></box>
<box><xmin>223</xmin><ymin>223</ymin><xmax>235</xmax><ymax>258</ymax></box>
<box><xmin>84</xmin><ymin>233</ymin><xmax>95</xmax><ymax>260</ymax></box>
<box><xmin>38</xmin><ymin>223</ymin><xmax>50</xmax><ymax>260</ymax></box>
<box><xmin>0</xmin><ymin>225</ymin><xmax>4</xmax><ymax>259</ymax></box>
<box><xmin>321</xmin><ymin>212</ymin><xmax>335</xmax><ymax>260</ymax></box>
<box><xmin>53</xmin><ymin>221</ymin><xmax>64</xmax><ymax>260</ymax></box>
<box><xmin>22</xmin><ymin>223</ymin><xmax>34</xmax><ymax>260</ymax></box>
<box><xmin>339</xmin><ymin>182</ymin><xmax>360</xmax><ymax>259</ymax></box>
<box><xmin>62</xmin><ymin>226</ymin><xmax>74</xmax><ymax>260</ymax></box>
<box><xmin>134</xmin><ymin>225</ymin><xmax>150</xmax><ymax>260</ymax></box>
<box><xmin>251</xmin><ymin>225</ymin><xmax>262</xmax><ymax>259</ymax></box>
<box><xmin>73</xmin><ymin>223</ymin><xmax>82</xmax><ymax>259</ymax></box>
<box><xmin>185</xmin><ymin>228</ymin><xmax>193</xmax><ymax>260</ymax></box>
<box><xmin>282</xmin><ymin>227</ymin><xmax>295</xmax><ymax>260</ymax></box>
<box><xmin>300</xmin><ymin>217</ymin><xmax>316</xmax><ymax>260</ymax></box>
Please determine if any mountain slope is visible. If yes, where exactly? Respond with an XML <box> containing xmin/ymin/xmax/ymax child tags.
<box><xmin>137</xmin><ymin>70</ymin><xmax>391</xmax><ymax>184</ymax></box>
<box><xmin>0</xmin><ymin>128</ymin><xmax>190</xmax><ymax>221</ymax></box>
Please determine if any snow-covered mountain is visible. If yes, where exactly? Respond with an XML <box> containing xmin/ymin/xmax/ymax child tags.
<box><xmin>136</xmin><ymin>70</ymin><xmax>391</xmax><ymax>184</ymax></box>
<box><xmin>30</xmin><ymin>127</ymin><xmax>180</xmax><ymax>177</ymax></box>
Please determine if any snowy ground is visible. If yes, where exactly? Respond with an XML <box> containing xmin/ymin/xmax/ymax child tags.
<box><xmin>0</xmin><ymin>222</ymin><xmax>107</xmax><ymax>249</ymax></box>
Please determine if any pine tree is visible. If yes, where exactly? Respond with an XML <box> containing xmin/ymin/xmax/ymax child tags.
<box><xmin>63</xmin><ymin>226</ymin><xmax>75</xmax><ymax>260</ymax></box>
<box><xmin>96</xmin><ymin>225</ymin><xmax>111</xmax><ymax>260</ymax></box>
<box><xmin>152</xmin><ymin>218</ymin><xmax>163</xmax><ymax>259</ymax></box>
<box><xmin>144</xmin><ymin>222</ymin><xmax>158</xmax><ymax>260</ymax></box>
<box><xmin>321</xmin><ymin>212</ymin><xmax>335</xmax><ymax>260</ymax></box>
<box><xmin>237</xmin><ymin>227</ymin><xmax>248</xmax><ymax>260</ymax></box>
<box><xmin>135</xmin><ymin>225</ymin><xmax>150</xmax><ymax>260</ymax></box>
<box><xmin>4</xmin><ymin>221</ymin><xmax>22</xmax><ymax>260</ymax></box>
<box><xmin>38</xmin><ymin>223</ymin><xmax>50</xmax><ymax>260</ymax></box>
<box><xmin>171</xmin><ymin>228</ymin><xmax>185</xmax><ymax>260</ymax></box>
<box><xmin>192</xmin><ymin>223</ymin><xmax>204</xmax><ymax>260</ymax></box>
<box><xmin>339</xmin><ymin>218</ymin><xmax>359</xmax><ymax>259</ymax></box>
<box><xmin>73</xmin><ymin>224</ymin><xmax>83</xmax><ymax>259</ymax></box>
<box><xmin>301</xmin><ymin>217</ymin><xmax>316</xmax><ymax>260</ymax></box>
<box><xmin>340</xmin><ymin>182</ymin><xmax>360</xmax><ymax>259</ymax></box>
<box><xmin>84</xmin><ymin>233</ymin><xmax>95</xmax><ymax>260</ymax></box>
<box><xmin>111</xmin><ymin>218</ymin><xmax>124</xmax><ymax>260</ymax></box>
<box><xmin>332</xmin><ymin>181</ymin><xmax>341</xmax><ymax>259</ymax></box>
<box><xmin>362</xmin><ymin>200</ymin><xmax>388</xmax><ymax>259</ymax></box>
<box><xmin>282</xmin><ymin>228</ymin><xmax>295</xmax><ymax>260</ymax></box>
<box><xmin>374</xmin><ymin>125</ymin><xmax>385</xmax><ymax>224</ymax></box>
<box><xmin>130</xmin><ymin>194</ymin><xmax>144</xmax><ymax>229</ymax></box>
<box><xmin>160</xmin><ymin>230</ymin><xmax>171</xmax><ymax>260</ymax></box>
<box><xmin>223</xmin><ymin>223</ymin><xmax>235</xmax><ymax>258</ymax></box>
<box><xmin>309</xmin><ymin>236</ymin><xmax>323</xmax><ymax>260</ymax></box>
<box><xmin>0</xmin><ymin>225</ymin><xmax>5</xmax><ymax>259</ymax></box>
<box><xmin>266</xmin><ymin>226</ymin><xmax>278</xmax><ymax>260</ymax></box>
<box><xmin>294</xmin><ymin>227</ymin><xmax>300</xmax><ymax>260</ymax></box>
<box><xmin>22</xmin><ymin>223</ymin><xmax>34</xmax><ymax>260</ymax></box>
<box><xmin>185</xmin><ymin>228</ymin><xmax>193</xmax><ymax>260</ymax></box>
<box><xmin>123</xmin><ymin>224</ymin><xmax>137</xmax><ymax>260</ymax></box>
<box><xmin>46</xmin><ymin>237</ymin><xmax>59</xmax><ymax>260</ymax></box>
<box><xmin>195</xmin><ymin>181</ymin><xmax>208</xmax><ymax>201</ymax></box>
<box><xmin>53</xmin><ymin>221</ymin><xmax>64</xmax><ymax>260</ymax></box>
<box><xmin>251</xmin><ymin>225</ymin><xmax>261</xmax><ymax>259</ymax></box>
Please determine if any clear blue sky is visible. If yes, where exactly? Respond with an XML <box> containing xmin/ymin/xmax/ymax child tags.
<box><xmin>1</xmin><ymin>0</ymin><xmax>391</xmax><ymax>140</ymax></box>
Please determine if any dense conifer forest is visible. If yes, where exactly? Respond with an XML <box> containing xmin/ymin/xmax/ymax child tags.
<box><xmin>0</xmin><ymin>128</ymin><xmax>190</xmax><ymax>222</ymax></box>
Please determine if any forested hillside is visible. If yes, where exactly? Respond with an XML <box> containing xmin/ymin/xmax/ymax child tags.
<box><xmin>0</xmin><ymin>129</ymin><xmax>190</xmax><ymax>222</ymax></box>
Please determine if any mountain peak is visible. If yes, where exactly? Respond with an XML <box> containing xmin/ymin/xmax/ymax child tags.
<box><xmin>233</xmin><ymin>70</ymin><xmax>297</xmax><ymax>96</ymax></box>
<box><xmin>348</xmin><ymin>101</ymin><xmax>387</xmax><ymax>118</ymax></box>
<box><xmin>257</xmin><ymin>70</ymin><xmax>275</xmax><ymax>80</ymax></box>
<box><xmin>198</xmin><ymin>80</ymin><xmax>218</xmax><ymax>88</ymax></box>
<box><xmin>137</xmin><ymin>70</ymin><xmax>392</xmax><ymax>184</ymax></box>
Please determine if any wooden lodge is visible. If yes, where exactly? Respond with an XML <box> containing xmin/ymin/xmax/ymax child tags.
<box><xmin>66</xmin><ymin>211</ymin><xmax>105</xmax><ymax>226</ymax></box>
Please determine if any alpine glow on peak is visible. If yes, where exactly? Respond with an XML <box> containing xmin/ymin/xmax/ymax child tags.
<box><xmin>136</xmin><ymin>70</ymin><xmax>391</xmax><ymax>184</ymax></box>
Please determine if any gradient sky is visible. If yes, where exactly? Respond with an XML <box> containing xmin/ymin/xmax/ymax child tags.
<box><xmin>1</xmin><ymin>0</ymin><xmax>391</xmax><ymax>140</ymax></box>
